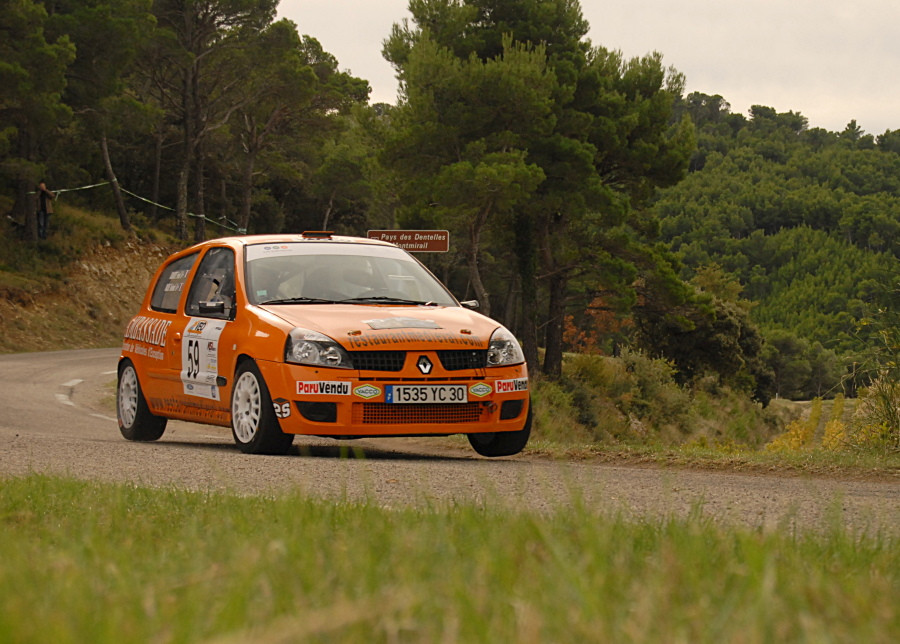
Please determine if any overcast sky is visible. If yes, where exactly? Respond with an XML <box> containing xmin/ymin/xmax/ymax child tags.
<box><xmin>278</xmin><ymin>0</ymin><xmax>899</xmax><ymax>135</ymax></box>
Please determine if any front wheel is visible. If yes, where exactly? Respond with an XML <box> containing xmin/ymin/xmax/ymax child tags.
<box><xmin>467</xmin><ymin>402</ymin><xmax>531</xmax><ymax>457</ymax></box>
<box><xmin>231</xmin><ymin>360</ymin><xmax>294</xmax><ymax>455</ymax></box>
<box><xmin>117</xmin><ymin>360</ymin><xmax>167</xmax><ymax>441</ymax></box>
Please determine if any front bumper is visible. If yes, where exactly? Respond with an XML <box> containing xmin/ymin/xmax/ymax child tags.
<box><xmin>256</xmin><ymin>360</ymin><xmax>530</xmax><ymax>437</ymax></box>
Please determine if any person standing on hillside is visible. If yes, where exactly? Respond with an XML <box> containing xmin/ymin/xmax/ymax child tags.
<box><xmin>36</xmin><ymin>180</ymin><xmax>55</xmax><ymax>239</ymax></box>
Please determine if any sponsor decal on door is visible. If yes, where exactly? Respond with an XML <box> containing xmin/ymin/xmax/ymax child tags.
<box><xmin>181</xmin><ymin>317</ymin><xmax>227</xmax><ymax>400</ymax></box>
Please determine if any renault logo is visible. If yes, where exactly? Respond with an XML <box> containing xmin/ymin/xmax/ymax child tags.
<box><xmin>416</xmin><ymin>355</ymin><xmax>433</xmax><ymax>374</ymax></box>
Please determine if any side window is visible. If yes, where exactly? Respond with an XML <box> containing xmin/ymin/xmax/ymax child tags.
<box><xmin>185</xmin><ymin>247</ymin><xmax>236</xmax><ymax>320</ymax></box>
<box><xmin>150</xmin><ymin>253</ymin><xmax>198</xmax><ymax>313</ymax></box>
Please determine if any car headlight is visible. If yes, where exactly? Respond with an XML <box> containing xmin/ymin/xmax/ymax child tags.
<box><xmin>487</xmin><ymin>326</ymin><xmax>525</xmax><ymax>366</ymax></box>
<box><xmin>285</xmin><ymin>328</ymin><xmax>353</xmax><ymax>369</ymax></box>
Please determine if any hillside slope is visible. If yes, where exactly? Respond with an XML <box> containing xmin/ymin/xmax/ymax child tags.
<box><xmin>0</xmin><ymin>241</ymin><xmax>174</xmax><ymax>354</ymax></box>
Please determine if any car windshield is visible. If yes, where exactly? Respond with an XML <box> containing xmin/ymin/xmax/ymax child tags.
<box><xmin>244</xmin><ymin>242</ymin><xmax>458</xmax><ymax>307</ymax></box>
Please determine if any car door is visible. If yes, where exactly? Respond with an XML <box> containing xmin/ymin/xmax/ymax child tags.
<box><xmin>173</xmin><ymin>246</ymin><xmax>241</xmax><ymax>424</ymax></box>
<box><xmin>137</xmin><ymin>251</ymin><xmax>199</xmax><ymax>407</ymax></box>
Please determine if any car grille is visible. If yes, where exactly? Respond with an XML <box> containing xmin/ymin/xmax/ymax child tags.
<box><xmin>348</xmin><ymin>350</ymin><xmax>487</xmax><ymax>372</ymax></box>
<box><xmin>350</xmin><ymin>351</ymin><xmax>406</xmax><ymax>372</ymax></box>
<box><xmin>437</xmin><ymin>350</ymin><xmax>487</xmax><ymax>371</ymax></box>
<box><xmin>353</xmin><ymin>402</ymin><xmax>489</xmax><ymax>425</ymax></box>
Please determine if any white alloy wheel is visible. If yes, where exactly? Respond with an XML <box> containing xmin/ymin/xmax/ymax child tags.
<box><xmin>232</xmin><ymin>370</ymin><xmax>262</xmax><ymax>443</ymax></box>
<box><xmin>230</xmin><ymin>361</ymin><xmax>293</xmax><ymax>455</ymax></box>
<box><xmin>118</xmin><ymin>365</ymin><xmax>139</xmax><ymax>429</ymax></box>
<box><xmin>116</xmin><ymin>359</ymin><xmax>167</xmax><ymax>442</ymax></box>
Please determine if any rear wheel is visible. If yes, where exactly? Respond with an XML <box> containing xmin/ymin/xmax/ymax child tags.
<box><xmin>231</xmin><ymin>360</ymin><xmax>294</xmax><ymax>455</ymax></box>
<box><xmin>117</xmin><ymin>360</ymin><xmax>167</xmax><ymax>441</ymax></box>
<box><xmin>467</xmin><ymin>401</ymin><xmax>531</xmax><ymax>457</ymax></box>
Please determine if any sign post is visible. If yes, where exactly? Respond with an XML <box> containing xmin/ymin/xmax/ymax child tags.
<box><xmin>367</xmin><ymin>230</ymin><xmax>450</xmax><ymax>252</ymax></box>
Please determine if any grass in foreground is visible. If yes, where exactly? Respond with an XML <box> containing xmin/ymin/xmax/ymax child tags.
<box><xmin>1</xmin><ymin>475</ymin><xmax>898</xmax><ymax>643</ymax></box>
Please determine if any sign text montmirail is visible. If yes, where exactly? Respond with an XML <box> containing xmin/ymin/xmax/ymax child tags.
<box><xmin>367</xmin><ymin>230</ymin><xmax>450</xmax><ymax>252</ymax></box>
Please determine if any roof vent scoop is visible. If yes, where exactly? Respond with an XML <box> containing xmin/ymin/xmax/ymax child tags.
<box><xmin>301</xmin><ymin>231</ymin><xmax>333</xmax><ymax>239</ymax></box>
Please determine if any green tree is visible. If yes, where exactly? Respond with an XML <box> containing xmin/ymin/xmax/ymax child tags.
<box><xmin>804</xmin><ymin>341</ymin><xmax>842</xmax><ymax>398</ymax></box>
<box><xmin>232</xmin><ymin>29</ymin><xmax>369</xmax><ymax>233</ymax></box>
<box><xmin>148</xmin><ymin>0</ymin><xmax>277</xmax><ymax>240</ymax></box>
<box><xmin>633</xmin><ymin>269</ymin><xmax>774</xmax><ymax>403</ymax></box>
<box><xmin>384</xmin><ymin>0</ymin><xmax>694</xmax><ymax>374</ymax></box>
<box><xmin>383</xmin><ymin>32</ymin><xmax>554</xmax><ymax>316</ymax></box>
<box><xmin>853</xmin><ymin>260</ymin><xmax>900</xmax><ymax>447</ymax></box>
<box><xmin>759</xmin><ymin>331</ymin><xmax>811</xmax><ymax>400</ymax></box>
<box><xmin>47</xmin><ymin>0</ymin><xmax>157</xmax><ymax>232</ymax></box>
<box><xmin>0</xmin><ymin>0</ymin><xmax>74</xmax><ymax>240</ymax></box>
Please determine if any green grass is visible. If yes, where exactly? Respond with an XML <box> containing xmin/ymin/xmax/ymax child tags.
<box><xmin>1</xmin><ymin>475</ymin><xmax>898</xmax><ymax>643</ymax></box>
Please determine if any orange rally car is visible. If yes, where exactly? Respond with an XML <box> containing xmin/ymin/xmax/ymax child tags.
<box><xmin>116</xmin><ymin>233</ymin><xmax>531</xmax><ymax>456</ymax></box>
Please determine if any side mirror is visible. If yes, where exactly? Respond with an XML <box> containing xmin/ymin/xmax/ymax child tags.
<box><xmin>199</xmin><ymin>300</ymin><xmax>226</xmax><ymax>315</ymax></box>
<box><xmin>459</xmin><ymin>300</ymin><xmax>479</xmax><ymax>310</ymax></box>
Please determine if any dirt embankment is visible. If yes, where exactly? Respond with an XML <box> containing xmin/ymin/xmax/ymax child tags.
<box><xmin>0</xmin><ymin>241</ymin><xmax>176</xmax><ymax>354</ymax></box>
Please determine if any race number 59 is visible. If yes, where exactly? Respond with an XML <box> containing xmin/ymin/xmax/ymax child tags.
<box><xmin>186</xmin><ymin>339</ymin><xmax>200</xmax><ymax>379</ymax></box>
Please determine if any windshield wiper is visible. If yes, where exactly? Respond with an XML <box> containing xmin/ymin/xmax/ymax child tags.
<box><xmin>259</xmin><ymin>297</ymin><xmax>339</xmax><ymax>305</ymax></box>
<box><xmin>340</xmin><ymin>296</ymin><xmax>438</xmax><ymax>306</ymax></box>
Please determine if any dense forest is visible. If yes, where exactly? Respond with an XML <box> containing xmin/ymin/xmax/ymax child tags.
<box><xmin>3</xmin><ymin>0</ymin><xmax>899</xmax><ymax>404</ymax></box>
<box><xmin>651</xmin><ymin>97</ymin><xmax>900</xmax><ymax>398</ymax></box>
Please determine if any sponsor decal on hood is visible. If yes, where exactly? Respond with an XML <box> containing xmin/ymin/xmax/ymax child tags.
<box><xmin>364</xmin><ymin>317</ymin><xmax>442</xmax><ymax>330</ymax></box>
<box><xmin>347</xmin><ymin>329</ymin><xmax>485</xmax><ymax>348</ymax></box>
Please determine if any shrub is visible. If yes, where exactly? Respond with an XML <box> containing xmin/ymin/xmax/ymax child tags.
<box><xmin>821</xmin><ymin>394</ymin><xmax>847</xmax><ymax>451</ymax></box>
<box><xmin>531</xmin><ymin>350</ymin><xmax>784</xmax><ymax>448</ymax></box>
<box><xmin>843</xmin><ymin>376</ymin><xmax>900</xmax><ymax>452</ymax></box>
<box><xmin>766</xmin><ymin>398</ymin><xmax>823</xmax><ymax>452</ymax></box>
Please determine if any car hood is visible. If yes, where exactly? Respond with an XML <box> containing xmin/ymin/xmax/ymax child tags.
<box><xmin>257</xmin><ymin>304</ymin><xmax>498</xmax><ymax>350</ymax></box>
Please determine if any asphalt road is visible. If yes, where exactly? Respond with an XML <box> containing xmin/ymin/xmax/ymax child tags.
<box><xmin>1</xmin><ymin>348</ymin><xmax>898</xmax><ymax>534</ymax></box>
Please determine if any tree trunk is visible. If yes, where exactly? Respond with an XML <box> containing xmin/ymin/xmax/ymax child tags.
<box><xmin>100</xmin><ymin>130</ymin><xmax>132</xmax><ymax>232</ymax></box>
<box><xmin>238</xmin><ymin>145</ymin><xmax>256</xmax><ymax>233</ymax></box>
<box><xmin>502</xmin><ymin>272</ymin><xmax>520</xmax><ymax>334</ymax></box>
<box><xmin>150</xmin><ymin>126</ymin><xmax>163</xmax><ymax>221</ymax></box>
<box><xmin>14</xmin><ymin>130</ymin><xmax>39</xmax><ymax>242</ymax></box>
<box><xmin>321</xmin><ymin>190</ymin><xmax>336</xmax><ymax>229</ymax></box>
<box><xmin>468</xmin><ymin>203</ymin><xmax>492</xmax><ymax>317</ymax></box>
<box><xmin>12</xmin><ymin>180</ymin><xmax>35</xmax><ymax>241</ymax></box>
<box><xmin>176</xmin><ymin>39</ymin><xmax>195</xmax><ymax>241</ymax></box>
<box><xmin>220</xmin><ymin>177</ymin><xmax>229</xmax><ymax>231</ymax></box>
<box><xmin>514</xmin><ymin>211</ymin><xmax>539</xmax><ymax>372</ymax></box>
<box><xmin>176</xmin><ymin>161</ymin><xmax>189</xmax><ymax>240</ymax></box>
<box><xmin>191</xmin><ymin>50</ymin><xmax>206</xmax><ymax>243</ymax></box>
<box><xmin>238</xmin><ymin>113</ymin><xmax>258</xmax><ymax>233</ymax></box>
<box><xmin>193</xmin><ymin>145</ymin><xmax>206</xmax><ymax>242</ymax></box>
<box><xmin>542</xmin><ymin>272</ymin><xmax>568</xmax><ymax>378</ymax></box>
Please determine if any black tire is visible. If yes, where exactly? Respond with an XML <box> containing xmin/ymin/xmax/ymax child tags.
<box><xmin>117</xmin><ymin>359</ymin><xmax>167</xmax><ymax>441</ymax></box>
<box><xmin>467</xmin><ymin>401</ymin><xmax>532</xmax><ymax>457</ymax></box>
<box><xmin>230</xmin><ymin>360</ymin><xmax>294</xmax><ymax>455</ymax></box>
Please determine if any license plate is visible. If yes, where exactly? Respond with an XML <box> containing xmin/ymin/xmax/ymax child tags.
<box><xmin>385</xmin><ymin>385</ymin><xmax>468</xmax><ymax>404</ymax></box>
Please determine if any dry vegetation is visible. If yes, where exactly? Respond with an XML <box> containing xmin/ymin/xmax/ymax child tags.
<box><xmin>0</xmin><ymin>205</ymin><xmax>178</xmax><ymax>353</ymax></box>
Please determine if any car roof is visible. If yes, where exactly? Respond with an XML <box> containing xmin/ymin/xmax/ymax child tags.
<box><xmin>184</xmin><ymin>233</ymin><xmax>396</xmax><ymax>252</ymax></box>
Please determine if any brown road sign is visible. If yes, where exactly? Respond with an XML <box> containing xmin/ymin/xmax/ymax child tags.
<box><xmin>367</xmin><ymin>230</ymin><xmax>450</xmax><ymax>252</ymax></box>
